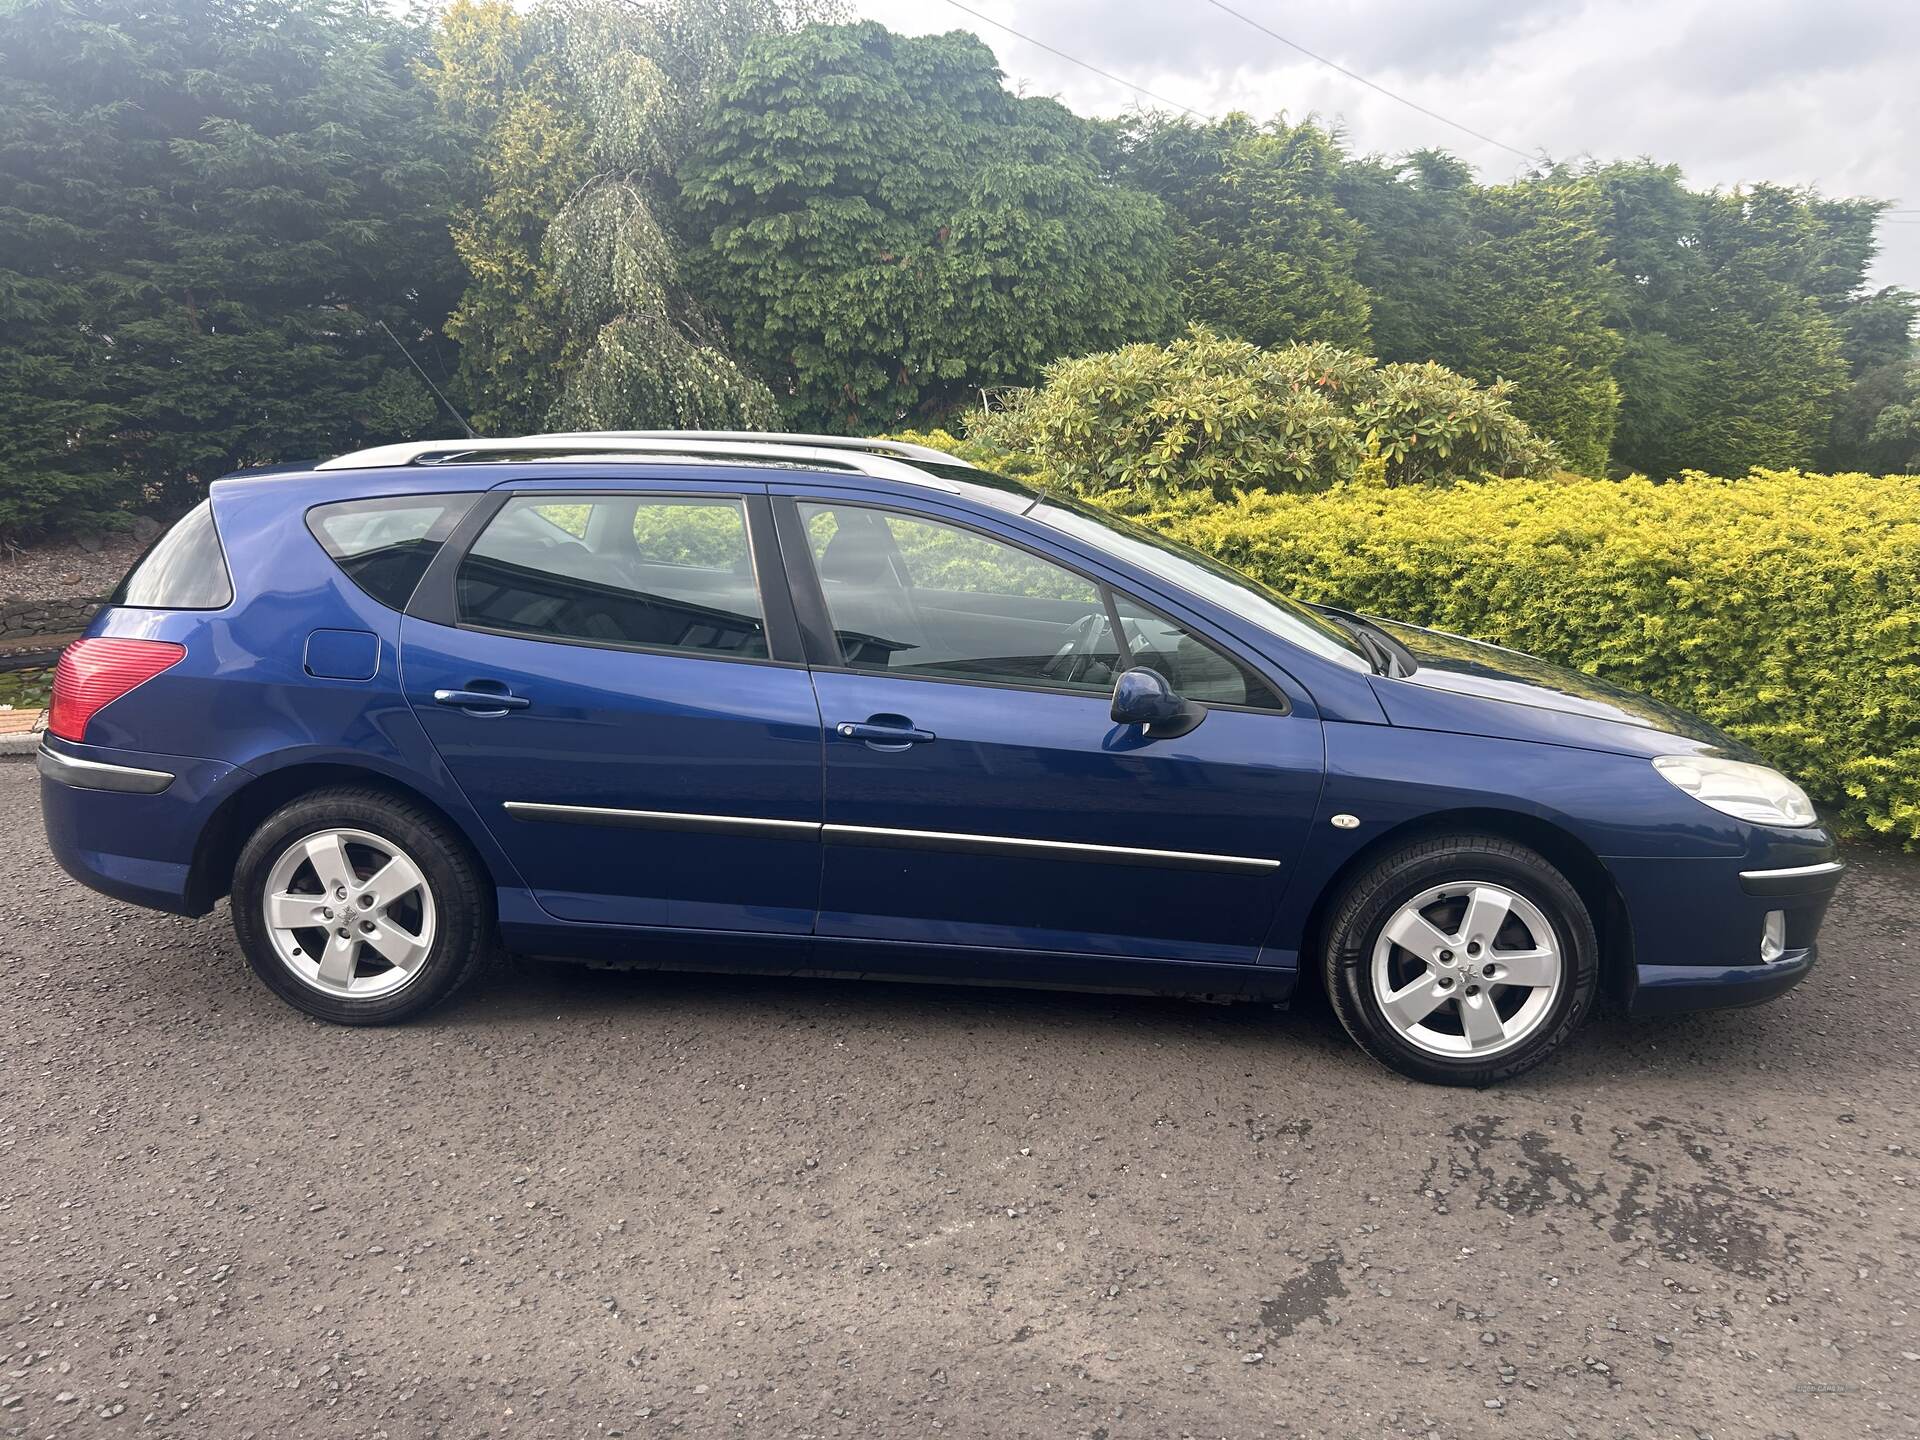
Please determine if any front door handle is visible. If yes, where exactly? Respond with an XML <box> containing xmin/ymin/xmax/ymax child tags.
<box><xmin>836</xmin><ymin>717</ymin><xmax>936</xmax><ymax>750</ymax></box>
<box><xmin>434</xmin><ymin>687</ymin><xmax>531</xmax><ymax>715</ymax></box>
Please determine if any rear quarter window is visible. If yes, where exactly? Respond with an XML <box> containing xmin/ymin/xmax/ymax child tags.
<box><xmin>112</xmin><ymin>500</ymin><xmax>233</xmax><ymax>610</ymax></box>
<box><xmin>307</xmin><ymin>494</ymin><xmax>478</xmax><ymax>611</ymax></box>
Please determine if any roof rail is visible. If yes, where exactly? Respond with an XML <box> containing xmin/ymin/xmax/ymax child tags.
<box><xmin>313</xmin><ymin>430</ymin><xmax>975</xmax><ymax>479</ymax></box>
<box><xmin>579</xmin><ymin>431</ymin><xmax>973</xmax><ymax>467</ymax></box>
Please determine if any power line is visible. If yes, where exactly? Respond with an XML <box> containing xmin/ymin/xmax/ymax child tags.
<box><xmin>935</xmin><ymin>0</ymin><xmax>1212</xmax><ymax>119</ymax></box>
<box><xmin>931</xmin><ymin>0</ymin><xmax>1905</xmax><ymax>215</ymax></box>
<box><xmin>1200</xmin><ymin>0</ymin><xmax>1538</xmax><ymax>164</ymax></box>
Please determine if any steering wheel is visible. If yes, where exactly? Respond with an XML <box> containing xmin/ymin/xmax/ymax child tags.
<box><xmin>1042</xmin><ymin>611</ymin><xmax>1149</xmax><ymax>686</ymax></box>
<box><xmin>1042</xmin><ymin>612</ymin><xmax>1105</xmax><ymax>683</ymax></box>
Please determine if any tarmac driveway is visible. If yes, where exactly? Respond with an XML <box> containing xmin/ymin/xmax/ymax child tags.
<box><xmin>1</xmin><ymin>757</ymin><xmax>1914</xmax><ymax>1438</ymax></box>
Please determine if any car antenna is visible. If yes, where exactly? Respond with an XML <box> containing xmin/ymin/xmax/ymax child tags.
<box><xmin>375</xmin><ymin>319</ymin><xmax>478</xmax><ymax>439</ymax></box>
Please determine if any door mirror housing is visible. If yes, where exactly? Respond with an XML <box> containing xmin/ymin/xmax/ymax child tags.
<box><xmin>1110</xmin><ymin>667</ymin><xmax>1205</xmax><ymax>738</ymax></box>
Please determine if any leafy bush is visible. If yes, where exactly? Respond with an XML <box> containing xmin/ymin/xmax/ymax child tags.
<box><xmin>973</xmin><ymin>326</ymin><xmax>1558</xmax><ymax>500</ymax></box>
<box><xmin>894</xmin><ymin>429</ymin><xmax>1920</xmax><ymax>844</ymax></box>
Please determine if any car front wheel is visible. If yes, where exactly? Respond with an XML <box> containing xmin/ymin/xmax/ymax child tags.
<box><xmin>1321</xmin><ymin>833</ymin><xmax>1599</xmax><ymax>1085</ymax></box>
<box><xmin>230</xmin><ymin>787</ymin><xmax>493</xmax><ymax>1024</ymax></box>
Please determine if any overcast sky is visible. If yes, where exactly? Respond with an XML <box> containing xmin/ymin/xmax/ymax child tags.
<box><xmin>853</xmin><ymin>0</ymin><xmax>1920</xmax><ymax>299</ymax></box>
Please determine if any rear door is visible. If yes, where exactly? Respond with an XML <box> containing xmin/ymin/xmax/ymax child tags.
<box><xmin>399</xmin><ymin>480</ymin><xmax>824</xmax><ymax>932</ymax></box>
<box><xmin>773</xmin><ymin>490</ymin><xmax>1325</xmax><ymax>966</ymax></box>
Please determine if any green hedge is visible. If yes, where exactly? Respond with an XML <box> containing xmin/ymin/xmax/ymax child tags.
<box><xmin>892</xmin><ymin>436</ymin><xmax>1920</xmax><ymax>845</ymax></box>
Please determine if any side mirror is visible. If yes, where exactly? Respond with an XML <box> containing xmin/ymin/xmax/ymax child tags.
<box><xmin>1110</xmin><ymin>667</ymin><xmax>1205</xmax><ymax>738</ymax></box>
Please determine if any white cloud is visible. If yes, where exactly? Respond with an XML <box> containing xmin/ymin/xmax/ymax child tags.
<box><xmin>852</xmin><ymin>0</ymin><xmax>1920</xmax><ymax>297</ymax></box>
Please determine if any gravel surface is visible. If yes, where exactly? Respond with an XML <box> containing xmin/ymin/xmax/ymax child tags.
<box><xmin>2</xmin><ymin>757</ymin><xmax>1915</xmax><ymax>1438</ymax></box>
<box><xmin>0</xmin><ymin>532</ymin><xmax>145</xmax><ymax>604</ymax></box>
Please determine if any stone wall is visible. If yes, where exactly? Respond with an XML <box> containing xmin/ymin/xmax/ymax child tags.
<box><xmin>0</xmin><ymin>596</ymin><xmax>103</xmax><ymax>643</ymax></box>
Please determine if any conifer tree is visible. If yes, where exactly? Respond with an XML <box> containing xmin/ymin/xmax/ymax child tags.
<box><xmin>0</xmin><ymin>0</ymin><xmax>464</xmax><ymax>534</ymax></box>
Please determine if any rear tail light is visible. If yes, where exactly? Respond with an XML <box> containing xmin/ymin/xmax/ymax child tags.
<box><xmin>47</xmin><ymin>638</ymin><xmax>187</xmax><ymax>743</ymax></box>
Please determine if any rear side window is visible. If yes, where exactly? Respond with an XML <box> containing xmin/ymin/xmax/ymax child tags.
<box><xmin>112</xmin><ymin>500</ymin><xmax>233</xmax><ymax>610</ymax></box>
<box><xmin>308</xmin><ymin>493</ymin><xmax>477</xmax><ymax>612</ymax></box>
<box><xmin>455</xmin><ymin>494</ymin><xmax>767</xmax><ymax>659</ymax></box>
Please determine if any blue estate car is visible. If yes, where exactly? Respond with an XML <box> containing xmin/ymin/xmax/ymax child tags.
<box><xmin>37</xmin><ymin>433</ymin><xmax>1843</xmax><ymax>1084</ymax></box>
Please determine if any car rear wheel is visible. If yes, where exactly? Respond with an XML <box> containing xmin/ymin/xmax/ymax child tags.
<box><xmin>231</xmin><ymin>787</ymin><xmax>493</xmax><ymax>1024</ymax></box>
<box><xmin>1320</xmin><ymin>833</ymin><xmax>1599</xmax><ymax>1085</ymax></box>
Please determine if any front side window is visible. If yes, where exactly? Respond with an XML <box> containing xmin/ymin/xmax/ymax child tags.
<box><xmin>456</xmin><ymin>495</ymin><xmax>766</xmax><ymax>658</ymax></box>
<box><xmin>1110</xmin><ymin>593</ymin><xmax>1284</xmax><ymax>709</ymax></box>
<box><xmin>1032</xmin><ymin>493</ymin><xmax>1370</xmax><ymax>671</ymax></box>
<box><xmin>801</xmin><ymin>502</ymin><xmax>1120</xmax><ymax>691</ymax></box>
<box><xmin>798</xmin><ymin>503</ymin><xmax>1279</xmax><ymax>708</ymax></box>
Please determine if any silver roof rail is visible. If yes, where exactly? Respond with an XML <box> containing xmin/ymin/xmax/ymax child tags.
<box><xmin>313</xmin><ymin>430</ymin><xmax>975</xmax><ymax>478</ymax></box>
<box><xmin>574</xmin><ymin>430</ymin><xmax>974</xmax><ymax>467</ymax></box>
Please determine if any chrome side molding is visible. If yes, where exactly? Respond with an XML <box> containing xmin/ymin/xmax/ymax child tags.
<box><xmin>36</xmin><ymin>744</ymin><xmax>175</xmax><ymax>795</ymax></box>
<box><xmin>1737</xmin><ymin>860</ymin><xmax>1845</xmax><ymax>897</ymax></box>
<box><xmin>501</xmin><ymin>802</ymin><xmax>1281</xmax><ymax>875</ymax></box>
<box><xmin>823</xmin><ymin>824</ymin><xmax>1279</xmax><ymax>874</ymax></box>
<box><xmin>502</xmin><ymin>802</ymin><xmax>816</xmax><ymax>841</ymax></box>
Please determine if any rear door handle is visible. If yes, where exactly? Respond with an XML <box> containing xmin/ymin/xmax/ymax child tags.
<box><xmin>836</xmin><ymin>719</ymin><xmax>936</xmax><ymax>749</ymax></box>
<box><xmin>434</xmin><ymin>687</ymin><xmax>531</xmax><ymax>715</ymax></box>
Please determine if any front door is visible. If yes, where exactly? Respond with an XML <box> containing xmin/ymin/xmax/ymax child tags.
<box><xmin>401</xmin><ymin>487</ymin><xmax>823</xmax><ymax>932</ymax></box>
<box><xmin>782</xmin><ymin>496</ymin><xmax>1324</xmax><ymax>965</ymax></box>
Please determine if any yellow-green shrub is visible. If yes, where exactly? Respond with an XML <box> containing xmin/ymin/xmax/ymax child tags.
<box><xmin>886</xmin><ymin>431</ymin><xmax>1920</xmax><ymax>844</ymax></box>
<box><xmin>969</xmin><ymin>325</ymin><xmax>1561</xmax><ymax>496</ymax></box>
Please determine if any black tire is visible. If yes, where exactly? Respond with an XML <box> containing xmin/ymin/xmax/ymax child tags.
<box><xmin>230</xmin><ymin>786</ymin><xmax>494</xmax><ymax>1024</ymax></box>
<box><xmin>1320</xmin><ymin>833</ymin><xmax>1599</xmax><ymax>1086</ymax></box>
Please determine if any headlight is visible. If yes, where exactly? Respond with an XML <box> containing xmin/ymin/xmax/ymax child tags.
<box><xmin>1651</xmin><ymin>755</ymin><xmax>1818</xmax><ymax>827</ymax></box>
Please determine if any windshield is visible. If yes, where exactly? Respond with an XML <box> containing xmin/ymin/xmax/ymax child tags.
<box><xmin>1030</xmin><ymin>494</ymin><xmax>1371</xmax><ymax>670</ymax></box>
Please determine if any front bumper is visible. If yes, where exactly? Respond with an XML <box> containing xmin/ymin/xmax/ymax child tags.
<box><xmin>1609</xmin><ymin>848</ymin><xmax>1844</xmax><ymax>1017</ymax></box>
<box><xmin>1630</xmin><ymin>946</ymin><xmax>1818</xmax><ymax>1016</ymax></box>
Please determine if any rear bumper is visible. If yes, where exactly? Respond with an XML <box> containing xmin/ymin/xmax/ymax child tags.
<box><xmin>38</xmin><ymin>738</ymin><xmax>238</xmax><ymax>915</ymax></box>
<box><xmin>1610</xmin><ymin>850</ymin><xmax>1843</xmax><ymax>1017</ymax></box>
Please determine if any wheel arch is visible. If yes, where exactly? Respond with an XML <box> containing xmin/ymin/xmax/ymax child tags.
<box><xmin>187</xmin><ymin>761</ymin><xmax>503</xmax><ymax>915</ymax></box>
<box><xmin>1298</xmin><ymin>807</ymin><xmax>1632</xmax><ymax>1002</ymax></box>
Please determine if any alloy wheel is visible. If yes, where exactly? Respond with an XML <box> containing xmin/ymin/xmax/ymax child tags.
<box><xmin>260</xmin><ymin>827</ymin><xmax>437</xmax><ymax>1000</ymax></box>
<box><xmin>1369</xmin><ymin>881</ymin><xmax>1563</xmax><ymax>1058</ymax></box>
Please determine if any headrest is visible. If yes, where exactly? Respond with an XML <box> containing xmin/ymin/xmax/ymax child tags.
<box><xmin>818</xmin><ymin>521</ymin><xmax>896</xmax><ymax>587</ymax></box>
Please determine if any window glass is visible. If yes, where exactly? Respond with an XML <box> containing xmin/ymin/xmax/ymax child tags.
<box><xmin>307</xmin><ymin>493</ymin><xmax>476</xmax><ymax>611</ymax></box>
<box><xmin>1032</xmin><ymin>492</ymin><xmax>1370</xmax><ymax>670</ymax></box>
<box><xmin>529</xmin><ymin>502</ymin><xmax>589</xmax><ymax>539</ymax></box>
<box><xmin>799</xmin><ymin>502</ymin><xmax>1122</xmax><ymax>691</ymax></box>
<box><xmin>114</xmin><ymin>500</ymin><xmax>234</xmax><ymax>610</ymax></box>
<box><xmin>1110</xmin><ymin>593</ymin><xmax>1285</xmax><ymax>710</ymax></box>
<box><xmin>457</xmin><ymin>495</ymin><xmax>766</xmax><ymax>658</ymax></box>
<box><xmin>634</xmin><ymin>501</ymin><xmax>757</xmax><ymax>568</ymax></box>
